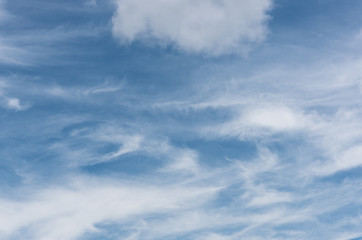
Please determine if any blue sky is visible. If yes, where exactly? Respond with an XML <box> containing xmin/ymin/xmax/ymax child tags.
<box><xmin>1</xmin><ymin>0</ymin><xmax>362</xmax><ymax>239</ymax></box>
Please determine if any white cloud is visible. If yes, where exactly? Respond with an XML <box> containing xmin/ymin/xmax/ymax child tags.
<box><xmin>245</xmin><ymin>186</ymin><xmax>292</xmax><ymax>207</ymax></box>
<box><xmin>0</xmin><ymin>84</ymin><xmax>28</xmax><ymax>111</ymax></box>
<box><xmin>43</xmin><ymin>81</ymin><xmax>124</xmax><ymax>101</ymax></box>
<box><xmin>104</xmin><ymin>135</ymin><xmax>144</xmax><ymax>159</ymax></box>
<box><xmin>47</xmin><ymin>122</ymin><xmax>201</xmax><ymax>174</ymax></box>
<box><xmin>205</xmin><ymin>106</ymin><xmax>314</xmax><ymax>140</ymax></box>
<box><xmin>336</xmin><ymin>145</ymin><xmax>362</xmax><ymax>171</ymax></box>
<box><xmin>95</xmin><ymin>131</ymin><xmax>201</xmax><ymax>174</ymax></box>
<box><xmin>112</xmin><ymin>0</ymin><xmax>272</xmax><ymax>55</ymax></box>
<box><xmin>314</xmin><ymin>145</ymin><xmax>362</xmax><ymax>176</ymax></box>
<box><xmin>0</xmin><ymin>177</ymin><xmax>218</xmax><ymax>240</ymax></box>
<box><xmin>243</xmin><ymin>106</ymin><xmax>306</xmax><ymax>131</ymax></box>
<box><xmin>145</xmin><ymin>207</ymin><xmax>289</xmax><ymax>239</ymax></box>
<box><xmin>152</xmin><ymin>56</ymin><xmax>362</xmax><ymax>178</ymax></box>
<box><xmin>1</xmin><ymin>9</ymin><xmax>362</xmax><ymax>240</ymax></box>
<box><xmin>161</xmin><ymin>148</ymin><xmax>199</xmax><ymax>174</ymax></box>
<box><xmin>5</xmin><ymin>97</ymin><xmax>25</xmax><ymax>110</ymax></box>
<box><xmin>0</xmin><ymin>23</ymin><xmax>104</xmax><ymax>66</ymax></box>
<box><xmin>0</xmin><ymin>1</ymin><xmax>31</xmax><ymax>66</ymax></box>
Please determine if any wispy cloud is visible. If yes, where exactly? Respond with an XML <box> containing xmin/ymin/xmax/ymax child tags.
<box><xmin>47</xmin><ymin>122</ymin><xmax>201</xmax><ymax>175</ymax></box>
<box><xmin>0</xmin><ymin>0</ymin><xmax>106</xmax><ymax>66</ymax></box>
<box><xmin>0</xmin><ymin>176</ymin><xmax>218</xmax><ymax>240</ymax></box>
<box><xmin>1</xmin><ymin>1</ymin><xmax>362</xmax><ymax>239</ymax></box>
<box><xmin>43</xmin><ymin>81</ymin><xmax>125</xmax><ymax>100</ymax></box>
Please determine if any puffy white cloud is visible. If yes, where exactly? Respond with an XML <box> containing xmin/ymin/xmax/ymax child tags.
<box><xmin>112</xmin><ymin>0</ymin><xmax>272</xmax><ymax>55</ymax></box>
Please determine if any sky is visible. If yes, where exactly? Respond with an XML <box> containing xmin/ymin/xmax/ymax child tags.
<box><xmin>1</xmin><ymin>0</ymin><xmax>362</xmax><ymax>239</ymax></box>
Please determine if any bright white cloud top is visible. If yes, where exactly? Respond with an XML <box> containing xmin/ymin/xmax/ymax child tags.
<box><xmin>1</xmin><ymin>0</ymin><xmax>362</xmax><ymax>240</ymax></box>
<box><xmin>112</xmin><ymin>0</ymin><xmax>272</xmax><ymax>54</ymax></box>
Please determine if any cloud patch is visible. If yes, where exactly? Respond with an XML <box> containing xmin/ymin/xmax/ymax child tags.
<box><xmin>0</xmin><ymin>177</ymin><xmax>218</xmax><ymax>240</ymax></box>
<box><xmin>112</xmin><ymin>0</ymin><xmax>272</xmax><ymax>55</ymax></box>
<box><xmin>0</xmin><ymin>82</ymin><xmax>28</xmax><ymax>111</ymax></box>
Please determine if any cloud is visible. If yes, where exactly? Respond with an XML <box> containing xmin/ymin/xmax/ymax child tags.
<box><xmin>112</xmin><ymin>0</ymin><xmax>272</xmax><ymax>55</ymax></box>
<box><xmin>242</xmin><ymin>107</ymin><xmax>305</xmax><ymax>131</ymax></box>
<box><xmin>0</xmin><ymin>82</ymin><xmax>28</xmax><ymax>110</ymax></box>
<box><xmin>160</xmin><ymin>148</ymin><xmax>199</xmax><ymax>174</ymax></box>
<box><xmin>0</xmin><ymin>2</ymin><xmax>31</xmax><ymax>65</ymax></box>
<box><xmin>335</xmin><ymin>145</ymin><xmax>362</xmax><ymax>172</ymax></box>
<box><xmin>5</xmin><ymin>97</ymin><xmax>26</xmax><ymax>110</ymax></box>
<box><xmin>245</xmin><ymin>188</ymin><xmax>292</xmax><ymax>207</ymax></box>
<box><xmin>42</xmin><ymin>81</ymin><xmax>125</xmax><ymax>102</ymax></box>
<box><xmin>0</xmin><ymin>177</ymin><xmax>218</xmax><ymax>240</ymax></box>
<box><xmin>0</xmin><ymin>6</ymin><xmax>104</xmax><ymax>66</ymax></box>
<box><xmin>0</xmin><ymin>1</ymin><xmax>26</xmax><ymax>65</ymax></box>
<box><xmin>200</xmin><ymin>106</ymin><xmax>316</xmax><ymax>141</ymax></box>
<box><xmin>2</xmin><ymin>2</ymin><xmax>362</xmax><ymax>239</ymax></box>
<box><xmin>314</xmin><ymin>145</ymin><xmax>362</xmax><ymax>176</ymax></box>
<box><xmin>0</xmin><ymin>46</ymin><xmax>26</xmax><ymax>65</ymax></box>
<box><xmin>103</xmin><ymin>135</ymin><xmax>144</xmax><ymax>160</ymax></box>
<box><xmin>2</xmin><ymin>116</ymin><xmax>362</xmax><ymax>239</ymax></box>
<box><xmin>44</xmin><ymin>121</ymin><xmax>201</xmax><ymax>175</ymax></box>
<box><xmin>151</xmin><ymin>56</ymin><xmax>362</xmax><ymax>178</ymax></box>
